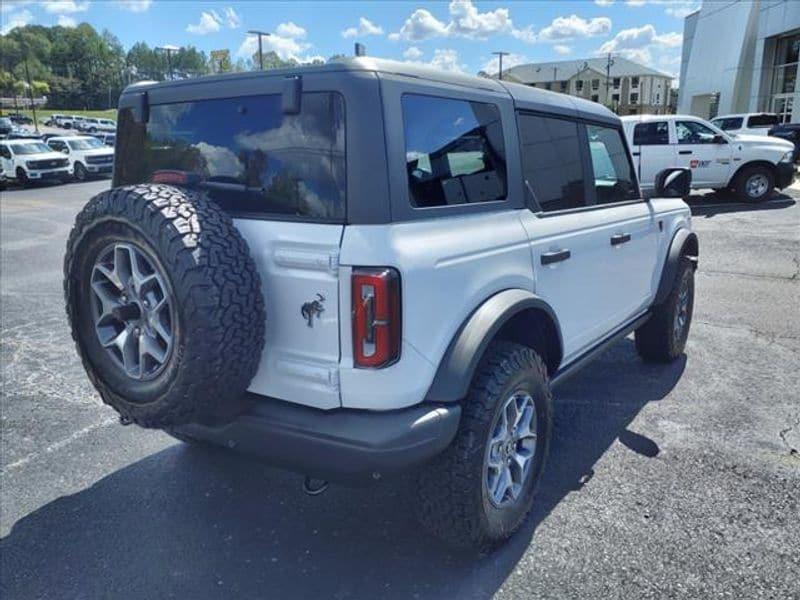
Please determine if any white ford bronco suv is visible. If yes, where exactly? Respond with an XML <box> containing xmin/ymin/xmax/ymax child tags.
<box><xmin>622</xmin><ymin>114</ymin><xmax>795</xmax><ymax>202</ymax></box>
<box><xmin>65</xmin><ymin>58</ymin><xmax>698</xmax><ymax>549</ymax></box>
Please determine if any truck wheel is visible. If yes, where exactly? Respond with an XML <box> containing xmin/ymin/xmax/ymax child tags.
<box><xmin>74</xmin><ymin>162</ymin><xmax>88</xmax><ymax>182</ymax></box>
<box><xmin>16</xmin><ymin>167</ymin><xmax>29</xmax><ymax>188</ymax></box>
<box><xmin>64</xmin><ymin>184</ymin><xmax>265</xmax><ymax>428</ymax></box>
<box><xmin>417</xmin><ymin>341</ymin><xmax>553</xmax><ymax>550</ymax></box>
<box><xmin>635</xmin><ymin>256</ymin><xmax>694</xmax><ymax>362</ymax></box>
<box><xmin>734</xmin><ymin>165</ymin><xmax>774</xmax><ymax>203</ymax></box>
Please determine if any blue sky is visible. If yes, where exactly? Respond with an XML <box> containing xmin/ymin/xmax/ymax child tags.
<box><xmin>1</xmin><ymin>1</ymin><xmax>696</xmax><ymax>78</ymax></box>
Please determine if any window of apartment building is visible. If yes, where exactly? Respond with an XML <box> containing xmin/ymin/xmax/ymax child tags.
<box><xmin>545</xmin><ymin>82</ymin><xmax>552</xmax><ymax>90</ymax></box>
<box><xmin>630</xmin><ymin>93</ymin><xmax>639</xmax><ymax>105</ymax></box>
<box><xmin>560</xmin><ymin>81</ymin><xmax>568</xmax><ymax>92</ymax></box>
<box><xmin>631</xmin><ymin>77</ymin><xmax>640</xmax><ymax>88</ymax></box>
<box><xmin>576</xmin><ymin>80</ymin><xmax>584</xmax><ymax>92</ymax></box>
<box><xmin>591</xmin><ymin>94</ymin><xmax>599</xmax><ymax>102</ymax></box>
<box><xmin>613</xmin><ymin>77</ymin><xmax>620</xmax><ymax>88</ymax></box>
<box><xmin>612</xmin><ymin>93</ymin><xmax>620</xmax><ymax>103</ymax></box>
<box><xmin>592</xmin><ymin>79</ymin><xmax>600</xmax><ymax>90</ymax></box>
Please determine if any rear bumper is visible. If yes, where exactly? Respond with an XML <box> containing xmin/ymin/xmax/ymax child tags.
<box><xmin>776</xmin><ymin>161</ymin><xmax>795</xmax><ymax>189</ymax></box>
<box><xmin>176</xmin><ymin>395</ymin><xmax>461</xmax><ymax>484</ymax></box>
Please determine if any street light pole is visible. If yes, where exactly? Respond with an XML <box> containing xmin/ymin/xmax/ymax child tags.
<box><xmin>156</xmin><ymin>45</ymin><xmax>179</xmax><ymax>81</ymax></box>
<box><xmin>492</xmin><ymin>51</ymin><xmax>509</xmax><ymax>80</ymax></box>
<box><xmin>247</xmin><ymin>30</ymin><xmax>271</xmax><ymax>70</ymax></box>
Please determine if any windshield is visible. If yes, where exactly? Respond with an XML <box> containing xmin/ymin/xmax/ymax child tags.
<box><xmin>10</xmin><ymin>142</ymin><xmax>52</xmax><ymax>155</ymax></box>
<box><xmin>68</xmin><ymin>138</ymin><xmax>105</xmax><ymax>150</ymax></box>
<box><xmin>99</xmin><ymin>119</ymin><xmax>115</xmax><ymax>126</ymax></box>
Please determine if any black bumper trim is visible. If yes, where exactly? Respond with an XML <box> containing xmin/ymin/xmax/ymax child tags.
<box><xmin>776</xmin><ymin>162</ymin><xmax>795</xmax><ymax>189</ymax></box>
<box><xmin>176</xmin><ymin>395</ymin><xmax>461</xmax><ymax>483</ymax></box>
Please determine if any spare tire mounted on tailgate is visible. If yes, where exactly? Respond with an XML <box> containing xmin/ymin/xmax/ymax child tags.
<box><xmin>64</xmin><ymin>184</ymin><xmax>265</xmax><ymax>427</ymax></box>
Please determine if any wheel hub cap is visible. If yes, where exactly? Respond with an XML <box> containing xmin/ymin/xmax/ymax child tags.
<box><xmin>90</xmin><ymin>242</ymin><xmax>174</xmax><ymax>380</ymax></box>
<box><xmin>485</xmin><ymin>391</ymin><xmax>538</xmax><ymax>507</ymax></box>
<box><xmin>746</xmin><ymin>174</ymin><xmax>768</xmax><ymax>198</ymax></box>
<box><xmin>674</xmin><ymin>277</ymin><xmax>690</xmax><ymax>341</ymax></box>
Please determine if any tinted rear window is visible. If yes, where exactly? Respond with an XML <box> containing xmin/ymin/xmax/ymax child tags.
<box><xmin>712</xmin><ymin>117</ymin><xmax>743</xmax><ymax>131</ymax></box>
<box><xmin>402</xmin><ymin>94</ymin><xmax>506</xmax><ymax>208</ymax></box>
<box><xmin>747</xmin><ymin>114</ymin><xmax>779</xmax><ymax>128</ymax></box>
<box><xmin>633</xmin><ymin>121</ymin><xmax>669</xmax><ymax>145</ymax></box>
<box><xmin>115</xmin><ymin>92</ymin><xmax>346</xmax><ymax>221</ymax></box>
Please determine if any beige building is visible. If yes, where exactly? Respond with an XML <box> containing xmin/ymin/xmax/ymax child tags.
<box><xmin>501</xmin><ymin>57</ymin><xmax>674</xmax><ymax>115</ymax></box>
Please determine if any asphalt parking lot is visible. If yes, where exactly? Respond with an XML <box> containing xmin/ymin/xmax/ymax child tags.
<box><xmin>1</xmin><ymin>180</ymin><xmax>798</xmax><ymax>599</ymax></box>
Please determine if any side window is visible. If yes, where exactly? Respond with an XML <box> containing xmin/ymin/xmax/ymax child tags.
<box><xmin>586</xmin><ymin>124</ymin><xmax>638</xmax><ymax>205</ymax></box>
<box><xmin>712</xmin><ymin>117</ymin><xmax>742</xmax><ymax>131</ymax></box>
<box><xmin>0</xmin><ymin>145</ymin><xmax>10</xmax><ymax>159</ymax></box>
<box><xmin>746</xmin><ymin>114</ymin><xmax>778</xmax><ymax>128</ymax></box>
<box><xmin>633</xmin><ymin>121</ymin><xmax>669</xmax><ymax>145</ymax></box>
<box><xmin>518</xmin><ymin>113</ymin><xmax>586</xmax><ymax>212</ymax></box>
<box><xmin>402</xmin><ymin>94</ymin><xmax>507</xmax><ymax>208</ymax></box>
<box><xmin>676</xmin><ymin>120</ymin><xmax>718</xmax><ymax>144</ymax></box>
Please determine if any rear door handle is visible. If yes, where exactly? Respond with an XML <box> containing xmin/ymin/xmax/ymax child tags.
<box><xmin>678</xmin><ymin>150</ymin><xmax>692</xmax><ymax>155</ymax></box>
<box><xmin>610</xmin><ymin>233</ymin><xmax>632</xmax><ymax>246</ymax></box>
<box><xmin>541</xmin><ymin>249</ymin><xmax>571</xmax><ymax>265</ymax></box>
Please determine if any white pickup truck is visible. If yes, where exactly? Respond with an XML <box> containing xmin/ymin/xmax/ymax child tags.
<box><xmin>622</xmin><ymin>114</ymin><xmax>795</xmax><ymax>202</ymax></box>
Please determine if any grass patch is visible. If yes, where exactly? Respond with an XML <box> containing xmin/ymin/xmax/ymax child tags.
<box><xmin>0</xmin><ymin>108</ymin><xmax>118</xmax><ymax>121</ymax></box>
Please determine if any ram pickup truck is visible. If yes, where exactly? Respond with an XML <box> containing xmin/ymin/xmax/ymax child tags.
<box><xmin>622</xmin><ymin>114</ymin><xmax>795</xmax><ymax>202</ymax></box>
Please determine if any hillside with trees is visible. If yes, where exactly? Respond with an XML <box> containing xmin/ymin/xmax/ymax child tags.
<box><xmin>0</xmin><ymin>22</ymin><xmax>319</xmax><ymax>111</ymax></box>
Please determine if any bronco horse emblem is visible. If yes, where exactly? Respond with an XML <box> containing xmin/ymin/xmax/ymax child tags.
<box><xmin>301</xmin><ymin>294</ymin><xmax>326</xmax><ymax>327</ymax></box>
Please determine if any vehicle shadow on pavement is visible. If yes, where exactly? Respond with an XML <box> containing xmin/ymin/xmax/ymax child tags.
<box><xmin>0</xmin><ymin>341</ymin><xmax>685</xmax><ymax>600</ymax></box>
<box><xmin>687</xmin><ymin>192</ymin><xmax>795</xmax><ymax>218</ymax></box>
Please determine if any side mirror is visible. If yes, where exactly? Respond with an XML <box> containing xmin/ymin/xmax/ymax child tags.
<box><xmin>713</xmin><ymin>134</ymin><xmax>727</xmax><ymax>144</ymax></box>
<box><xmin>654</xmin><ymin>167</ymin><xmax>692</xmax><ymax>198</ymax></box>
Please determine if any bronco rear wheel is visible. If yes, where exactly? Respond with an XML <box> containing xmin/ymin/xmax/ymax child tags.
<box><xmin>64</xmin><ymin>184</ymin><xmax>265</xmax><ymax>427</ymax></box>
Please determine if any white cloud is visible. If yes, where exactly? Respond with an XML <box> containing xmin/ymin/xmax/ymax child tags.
<box><xmin>58</xmin><ymin>14</ymin><xmax>77</xmax><ymax>27</ymax></box>
<box><xmin>428</xmin><ymin>48</ymin><xmax>465</xmax><ymax>72</ymax></box>
<box><xmin>597</xmin><ymin>24</ymin><xmax>682</xmax><ymax>69</ymax></box>
<box><xmin>42</xmin><ymin>1</ymin><xmax>89</xmax><ymax>13</ymax></box>
<box><xmin>1</xmin><ymin>1</ymin><xmax>34</xmax><ymax>15</ymax></box>
<box><xmin>117</xmin><ymin>0</ymin><xmax>151</xmax><ymax>12</ymax></box>
<box><xmin>341</xmin><ymin>17</ymin><xmax>384</xmax><ymax>38</ymax></box>
<box><xmin>275</xmin><ymin>21</ymin><xmax>306</xmax><ymax>39</ymax></box>
<box><xmin>186</xmin><ymin>11</ymin><xmax>222</xmax><ymax>35</ymax></box>
<box><xmin>481</xmin><ymin>52</ymin><xmax>528</xmax><ymax>76</ymax></box>
<box><xmin>665</xmin><ymin>4</ymin><xmax>698</xmax><ymax>18</ymax></box>
<box><xmin>1</xmin><ymin>9</ymin><xmax>33</xmax><ymax>34</ymax></box>
<box><xmin>403</xmin><ymin>46</ymin><xmax>423</xmax><ymax>60</ymax></box>
<box><xmin>223</xmin><ymin>7</ymin><xmax>241</xmax><ymax>28</ymax></box>
<box><xmin>391</xmin><ymin>8</ymin><xmax>449</xmax><ymax>41</ymax></box>
<box><xmin>595</xmin><ymin>0</ymin><xmax>614</xmax><ymax>5</ymax></box>
<box><xmin>626</xmin><ymin>0</ymin><xmax>647</xmax><ymax>5</ymax></box>
<box><xmin>554</xmin><ymin>44</ymin><xmax>572</xmax><ymax>55</ymax></box>
<box><xmin>538</xmin><ymin>15</ymin><xmax>612</xmax><ymax>41</ymax></box>
<box><xmin>390</xmin><ymin>0</ymin><xmax>534</xmax><ymax>43</ymax></box>
<box><xmin>236</xmin><ymin>21</ymin><xmax>313</xmax><ymax>62</ymax></box>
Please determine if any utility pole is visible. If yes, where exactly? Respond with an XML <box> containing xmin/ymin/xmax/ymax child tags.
<box><xmin>24</xmin><ymin>58</ymin><xmax>39</xmax><ymax>133</ymax></box>
<box><xmin>248</xmin><ymin>30</ymin><xmax>271</xmax><ymax>70</ymax></box>
<box><xmin>157</xmin><ymin>45</ymin><xmax>179</xmax><ymax>81</ymax></box>
<box><xmin>493</xmin><ymin>51</ymin><xmax>509</xmax><ymax>80</ymax></box>
<box><xmin>605</xmin><ymin>52</ymin><xmax>615</xmax><ymax>109</ymax></box>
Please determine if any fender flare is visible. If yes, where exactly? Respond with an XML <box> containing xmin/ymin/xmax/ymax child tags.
<box><xmin>425</xmin><ymin>289</ymin><xmax>563</xmax><ymax>403</ymax></box>
<box><xmin>654</xmin><ymin>228</ymin><xmax>699</xmax><ymax>306</ymax></box>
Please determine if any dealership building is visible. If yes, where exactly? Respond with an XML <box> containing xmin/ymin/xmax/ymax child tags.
<box><xmin>679</xmin><ymin>0</ymin><xmax>800</xmax><ymax>122</ymax></box>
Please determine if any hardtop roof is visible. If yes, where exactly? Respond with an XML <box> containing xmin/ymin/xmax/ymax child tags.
<box><xmin>121</xmin><ymin>56</ymin><xmax>620</xmax><ymax>125</ymax></box>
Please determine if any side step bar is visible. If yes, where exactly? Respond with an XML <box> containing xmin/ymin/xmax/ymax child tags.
<box><xmin>550</xmin><ymin>312</ymin><xmax>650</xmax><ymax>389</ymax></box>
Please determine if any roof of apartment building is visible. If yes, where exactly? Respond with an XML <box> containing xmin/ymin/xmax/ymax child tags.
<box><xmin>503</xmin><ymin>56</ymin><xmax>673</xmax><ymax>84</ymax></box>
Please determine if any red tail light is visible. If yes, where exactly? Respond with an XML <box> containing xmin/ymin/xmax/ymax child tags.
<box><xmin>352</xmin><ymin>268</ymin><xmax>401</xmax><ymax>368</ymax></box>
<box><xmin>151</xmin><ymin>170</ymin><xmax>200</xmax><ymax>185</ymax></box>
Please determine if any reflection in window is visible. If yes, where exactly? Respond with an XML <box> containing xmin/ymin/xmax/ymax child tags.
<box><xmin>115</xmin><ymin>93</ymin><xmax>346</xmax><ymax>221</ymax></box>
<box><xmin>402</xmin><ymin>94</ymin><xmax>507</xmax><ymax>208</ymax></box>
<box><xmin>586</xmin><ymin>124</ymin><xmax>637</xmax><ymax>205</ymax></box>
<box><xmin>518</xmin><ymin>114</ymin><xmax>586</xmax><ymax>212</ymax></box>
<box><xmin>675</xmin><ymin>120</ymin><xmax>717</xmax><ymax>144</ymax></box>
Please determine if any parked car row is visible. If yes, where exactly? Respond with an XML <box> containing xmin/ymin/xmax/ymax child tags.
<box><xmin>0</xmin><ymin>134</ymin><xmax>114</xmax><ymax>188</ymax></box>
<box><xmin>43</xmin><ymin>113</ymin><xmax>116</xmax><ymax>133</ymax></box>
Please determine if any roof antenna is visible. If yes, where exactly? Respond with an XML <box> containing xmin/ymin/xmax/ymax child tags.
<box><xmin>354</xmin><ymin>43</ymin><xmax>366</xmax><ymax>57</ymax></box>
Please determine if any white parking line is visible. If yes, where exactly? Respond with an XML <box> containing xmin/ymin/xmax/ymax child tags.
<box><xmin>2</xmin><ymin>416</ymin><xmax>117</xmax><ymax>472</ymax></box>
